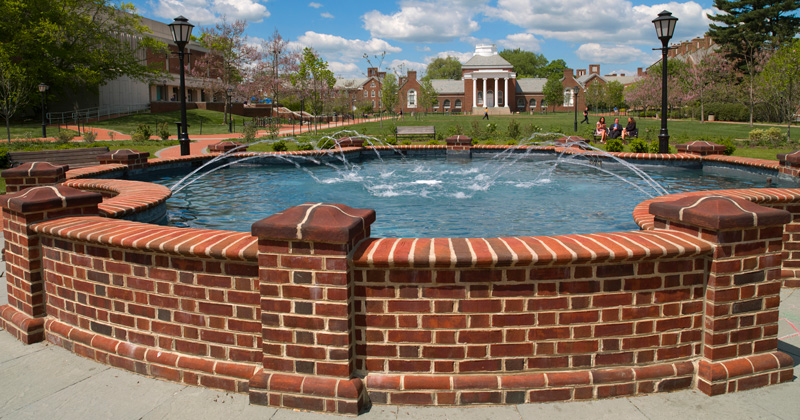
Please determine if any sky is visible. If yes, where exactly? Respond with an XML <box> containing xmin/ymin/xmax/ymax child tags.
<box><xmin>132</xmin><ymin>0</ymin><xmax>720</xmax><ymax>79</ymax></box>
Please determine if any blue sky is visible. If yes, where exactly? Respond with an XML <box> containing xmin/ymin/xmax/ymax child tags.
<box><xmin>133</xmin><ymin>0</ymin><xmax>718</xmax><ymax>78</ymax></box>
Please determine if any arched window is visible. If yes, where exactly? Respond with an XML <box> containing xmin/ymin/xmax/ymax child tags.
<box><xmin>455</xmin><ymin>99</ymin><xmax>462</xmax><ymax>109</ymax></box>
<box><xmin>444</xmin><ymin>99</ymin><xmax>451</xmax><ymax>109</ymax></box>
<box><xmin>541</xmin><ymin>99</ymin><xmax>547</xmax><ymax>108</ymax></box>
<box><xmin>529</xmin><ymin>98</ymin><xmax>536</xmax><ymax>108</ymax></box>
<box><xmin>517</xmin><ymin>97</ymin><xmax>525</xmax><ymax>109</ymax></box>
<box><xmin>407</xmin><ymin>89</ymin><xmax>417</xmax><ymax>107</ymax></box>
<box><xmin>477</xmin><ymin>91</ymin><xmax>483</xmax><ymax>106</ymax></box>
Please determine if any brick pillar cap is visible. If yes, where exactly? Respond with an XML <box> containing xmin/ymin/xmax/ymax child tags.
<box><xmin>336</xmin><ymin>137</ymin><xmax>365</xmax><ymax>148</ymax></box>
<box><xmin>676</xmin><ymin>141</ymin><xmax>726</xmax><ymax>154</ymax></box>
<box><xmin>97</xmin><ymin>149</ymin><xmax>149</xmax><ymax>161</ymax></box>
<box><xmin>252</xmin><ymin>203</ymin><xmax>376</xmax><ymax>243</ymax></box>
<box><xmin>209</xmin><ymin>141</ymin><xmax>244</xmax><ymax>152</ymax></box>
<box><xmin>649</xmin><ymin>195</ymin><xmax>790</xmax><ymax>230</ymax></box>
<box><xmin>445</xmin><ymin>135</ymin><xmax>472</xmax><ymax>145</ymax></box>
<box><xmin>1</xmin><ymin>162</ymin><xmax>69</xmax><ymax>178</ymax></box>
<box><xmin>777</xmin><ymin>150</ymin><xmax>800</xmax><ymax>164</ymax></box>
<box><xmin>0</xmin><ymin>185</ymin><xmax>103</xmax><ymax>213</ymax></box>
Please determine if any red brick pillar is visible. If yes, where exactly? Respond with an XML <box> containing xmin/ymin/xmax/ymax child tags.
<box><xmin>1</xmin><ymin>162</ymin><xmax>68</xmax><ymax>193</ymax></box>
<box><xmin>249</xmin><ymin>202</ymin><xmax>375</xmax><ymax>415</ymax></box>
<box><xmin>445</xmin><ymin>135</ymin><xmax>472</xmax><ymax>151</ymax></box>
<box><xmin>336</xmin><ymin>137</ymin><xmax>365</xmax><ymax>148</ymax></box>
<box><xmin>675</xmin><ymin>141</ymin><xmax>727</xmax><ymax>156</ymax></box>
<box><xmin>209</xmin><ymin>141</ymin><xmax>247</xmax><ymax>153</ymax></box>
<box><xmin>649</xmin><ymin>195</ymin><xmax>794</xmax><ymax>395</ymax></box>
<box><xmin>97</xmin><ymin>149</ymin><xmax>149</xmax><ymax>169</ymax></box>
<box><xmin>0</xmin><ymin>186</ymin><xmax>102</xmax><ymax>343</ymax></box>
<box><xmin>777</xmin><ymin>151</ymin><xmax>800</xmax><ymax>177</ymax></box>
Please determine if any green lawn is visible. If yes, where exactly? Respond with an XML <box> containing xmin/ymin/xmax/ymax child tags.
<box><xmin>90</xmin><ymin>109</ymin><xmax>240</xmax><ymax>136</ymax></box>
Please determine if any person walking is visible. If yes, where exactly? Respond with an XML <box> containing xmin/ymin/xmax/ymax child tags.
<box><xmin>580</xmin><ymin>107</ymin><xmax>589</xmax><ymax>124</ymax></box>
<box><xmin>482</xmin><ymin>107</ymin><xmax>489</xmax><ymax>120</ymax></box>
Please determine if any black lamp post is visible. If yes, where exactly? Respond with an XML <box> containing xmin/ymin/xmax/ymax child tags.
<box><xmin>572</xmin><ymin>86</ymin><xmax>580</xmax><ymax>133</ymax></box>
<box><xmin>227</xmin><ymin>87</ymin><xmax>233</xmax><ymax>133</ymax></box>
<box><xmin>652</xmin><ymin>10</ymin><xmax>678</xmax><ymax>153</ymax></box>
<box><xmin>38</xmin><ymin>83</ymin><xmax>49</xmax><ymax>138</ymax></box>
<box><xmin>168</xmin><ymin>16</ymin><xmax>194</xmax><ymax>156</ymax></box>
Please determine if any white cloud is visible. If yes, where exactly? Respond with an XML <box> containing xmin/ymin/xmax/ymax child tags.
<box><xmin>150</xmin><ymin>0</ymin><xmax>270</xmax><ymax>25</ymax></box>
<box><xmin>289</xmin><ymin>31</ymin><xmax>402</xmax><ymax>62</ymax></box>
<box><xmin>387</xmin><ymin>59</ymin><xmax>428</xmax><ymax>75</ymax></box>
<box><xmin>576</xmin><ymin>43</ymin><xmax>648</xmax><ymax>64</ymax></box>
<box><xmin>362</xmin><ymin>1</ymin><xmax>489</xmax><ymax>43</ymax></box>
<box><xmin>427</xmin><ymin>50</ymin><xmax>473</xmax><ymax>64</ymax></box>
<box><xmin>309</xmin><ymin>2</ymin><xmax>323</xmax><ymax>8</ymax></box>
<box><xmin>485</xmin><ymin>0</ymin><xmax>712</xmax><ymax>45</ymax></box>
<box><xmin>321</xmin><ymin>12</ymin><xmax>334</xmax><ymax>19</ymax></box>
<box><xmin>498</xmin><ymin>33</ymin><xmax>542</xmax><ymax>52</ymax></box>
<box><xmin>329</xmin><ymin>62</ymin><xmax>361</xmax><ymax>78</ymax></box>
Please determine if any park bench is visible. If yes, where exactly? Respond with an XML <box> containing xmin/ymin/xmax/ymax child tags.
<box><xmin>396</xmin><ymin>125</ymin><xmax>435</xmax><ymax>141</ymax></box>
<box><xmin>8</xmin><ymin>147</ymin><xmax>110</xmax><ymax>169</ymax></box>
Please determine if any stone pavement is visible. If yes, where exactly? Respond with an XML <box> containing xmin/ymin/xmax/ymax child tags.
<box><xmin>0</xmin><ymin>233</ymin><xmax>798</xmax><ymax>419</ymax></box>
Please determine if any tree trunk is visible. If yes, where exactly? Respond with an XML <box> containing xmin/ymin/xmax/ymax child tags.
<box><xmin>749</xmin><ymin>73</ymin><xmax>754</xmax><ymax>127</ymax></box>
<box><xmin>5</xmin><ymin>117</ymin><xmax>10</xmax><ymax>143</ymax></box>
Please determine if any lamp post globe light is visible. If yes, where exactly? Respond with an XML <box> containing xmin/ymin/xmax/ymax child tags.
<box><xmin>168</xmin><ymin>16</ymin><xmax>194</xmax><ymax>156</ymax></box>
<box><xmin>38</xmin><ymin>83</ymin><xmax>49</xmax><ymax>138</ymax></box>
<box><xmin>227</xmin><ymin>86</ymin><xmax>233</xmax><ymax>133</ymax></box>
<box><xmin>652</xmin><ymin>10</ymin><xmax>677</xmax><ymax>154</ymax></box>
<box><xmin>572</xmin><ymin>86</ymin><xmax>580</xmax><ymax>133</ymax></box>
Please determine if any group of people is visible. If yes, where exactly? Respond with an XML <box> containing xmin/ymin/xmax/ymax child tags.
<box><xmin>595</xmin><ymin>116</ymin><xmax>636</xmax><ymax>142</ymax></box>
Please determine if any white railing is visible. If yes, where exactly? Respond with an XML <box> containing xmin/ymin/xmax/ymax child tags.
<box><xmin>47</xmin><ymin>103</ymin><xmax>151</xmax><ymax>125</ymax></box>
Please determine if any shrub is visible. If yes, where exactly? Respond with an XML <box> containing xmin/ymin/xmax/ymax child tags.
<box><xmin>157</xmin><ymin>122</ymin><xmax>171</xmax><ymax>141</ymax></box>
<box><xmin>628</xmin><ymin>138</ymin><xmax>649</xmax><ymax>153</ymax></box>
<box><xmin>271</xmin><ymin>140</ymin><xmax>288</xmax><ymax>151</ymax></box>
<box><xmin>704</xmin><ymin>102</ymin><xmax>749</xmax><ymax>122</ymax></box>
<box><xmin>401</xmin><ymin>140</ymin><xmax>412</xmax><ymax>145</ymax></box>
<box><xmin>524</xmin><ymin>123</ymin><xmax>542</xmax><ymax>136</ymax></box>
<box><xmin>749</xmin><ymin>127</ymin><xmax>784</xmax><ymax>147</ymax></box>
<box><xmin>0</xmin><ymin>148</ymin><xmax>9</xmax><ymax>169</ymax></box>
<box><xmin>82</xmin><ymin>130</ymin><xmax>97</xmax><ymax>143</ymax></box>
<box><xmin>447</xmin><ymin>124</ymin><xmax>464</xmax><ymax>136</ymax></box>
<box><xmin>384</xmin><ymin>137</ymin><xmax>397</xmax><ymax>146</ymax></box>
<box><xmin>297</xmin><ymin>142</ymin><xmax>314</xmax><ymax>151</ymax></box>
<box><xmin>507</xmin><ymin>119</ymin><xmax>520</xmax><ymax>140</ymax></box>
<box><xmin>647</xmin><ymin>140</ymin><xmax>675</xmax><ymax>154</ymax></box>
<box><xmin>241</xmin><ymin>122</ymin><xmax>258</xmax><ymax>143</ymax></box>
<box><xmin>426</xmin><ymin>139</ymin><xmax>440</xmax><ymax>145</ymax></box>
<box><xmin>130</xmin><ymin>124</ymin><xmax>153</xmax><ymax>142</ymax></box>
<box><xmin>486</xmin><ymin>122</ymin><xmax>497</xmax><ymax>135</ymax></box>
<box><xmin>505</xmin><ymin>139</ymin><xmax>519</xmax><ymax>145</ymax></box>
<box><xmin>715</xmin><ymin>137</ymin><xmax>736</xmax><ymax>155</ymax></box>
<box><xmin>605</xmin><ymin>138</ymin><xmax>623</xmax><ymax>152</ymax></box>
<box><xmin>55</xmin><ymin>129</ymin><xmax>78</xmax><ymax>144</ymax></box>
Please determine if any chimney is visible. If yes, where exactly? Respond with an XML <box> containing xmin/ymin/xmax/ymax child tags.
<box><xmin>577</xmin><ymin>69</ymin><xmax>586</xmax><ymax>77</ymax></box>
<box><xmin>620</xmin><ymin>73</ymin><xmax>625</xmax><ymax>77</ymax></box>
<box><xmin>408</xmin><ymin>71</ymin><xmax>417</xmax><ymax>81</ymax></box>
<box><xmin>589</xmin><ymin>64</ymin><xmax>600</xmax><ymax>75</ymax></box>
<box><xmin>368</xmin><ymin>67</ymin><xmax>377</xmax><ymax>77</ymax></box>
<box><xmin>563</xmin><ymin>68</ymin><xmax>574</xmax><ymax>79</ymax></box>
<box><xmin>637</xmin><ymin>67</ymin><xmax>644</xmax><ymax>76</ymax></box>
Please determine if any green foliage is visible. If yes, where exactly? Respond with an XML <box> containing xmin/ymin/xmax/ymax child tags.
<box><xmin>241</xmin><ymin>122</ymin><xmax>258</xmax><ymax>143</ymax></box>
<box><xmin>604</xmin><ymin>81</ymin><xmax>626</xmax><ymax>109</ymax></box>
<box><xmin>297</xmin><ymin>142</ymin><xmax>314</xmax><ymax>151</ymax></box>
<box><xmin>401</xmin><ymin>140</ymin><xmax>412</xmax><ymax>145</ymax></box>
<box><xmin>714</xmin><ymin>137</ymin><xmax>737</xmax><ymax>155</ymax></box>
<box><xmin>507</xmin><ymin>119</ymin><xmax>520</xmax><ymax>140</ymax></box>
<box><xmin>380</xmin><ymin>73</ymin><xmax>399</xmax><ymax>112</ymax></box>
<box><xmin>470</xmin><ymin>120</ymin><xmax>484</xmax><ymax>140</ymax></box>
<box><xmin>419</xmin><ymin>77</ymin><xmax>438</xmax><ymax>112</ymax></box>
<box><xmin>426</xmin><ymin>139</ymin><xmax>440</xmax><ymax>145</ymax></box>
<box><xmin>498</xmin><ymin>49</ymin><xmax>548</xmax><ymax>78</ymax></box>
<box><xmin>271</xmin><ymin>140</ymin><xmax>288</xmax><ymax>151</ymax></box>
<box><xmin>56</xmin><ymin>130</ymin><xmax>78</xmax><ymax>144</ymax></box>
<box><xmin>505</xmin><ymin>139</ymin><xmax>519</xmax><ymax>145</ymax></box>
<box><xmin>542</xmin><ymin>75</ymin><xmax>564</xmax><ymax>112</ymax></box>
<box><xmin>523</xmin><ymin>123</ymin><xmax>542</xmax><ymax>136</ymax></box>
<box><xmin>157</xmin><ymin>122</ymin><xmax>171</xmax><ymax>141</ymax></box>
<box><xmin>291</xmin><ymin>47</ymin><xmax>336</xmax><ymax>116</ymax></box>
<box><xmin>384</xmin><ymin>137</ymin><xmax>397</xmax><ymax>146</ymax></box>
<box><xmin>130</xmin><ymin>124</ymin><xmax>153</xmax><ymax>142</ymax></box>
<box><xmin>749</xmin><ymin>127</ymin><xmax>785</xmax><ymax>147</ymax></box>
<box><xmin>628</xmin><ymin>138</ymin><xmax>649</xmax><ymax>153</ymax></box>
<box><xmin>425</xmin><ymin>56</ymin><xmax>462</xmax><ymax>80</ymax></box>
<box><xmin>704</xmin><ymin>103</ymin><xmax>750</xmax><ymax>122</ymax></box>
<box><xmin>648</xmin><ymin>140</ymin><xmax>660</xmax><ymax>154</ymax></box>
<box><xmin>605</xmin><ymin>138</ymin><xmax>624</xmax><ymax>152</ymax></box>
<box><xmin>447</xmin><ymin>124</ymin><xmax>464</xmax><ymax>136</ymax></box>
<box><xmin>82</xmin><ymin>130</ymin><xmax>97</xmax><ymax>143</ymax></box>
<box><xmin>0</xmin><ymin>148</ymin><xmax>8</xmax><ymax>168</ymax></box>
<box><xmin>486</xmin><ymin>123</ymin><xmax>497</xmax><ymax>134</ymax></box>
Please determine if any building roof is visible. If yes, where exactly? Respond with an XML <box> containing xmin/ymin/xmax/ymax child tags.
<box><xmin>334</xmin><ymin>78</ymin><xmax>368</xmax><ymax>89</ymax></box>
<box><xmin>431</xmin><ymin>79</ymin><xmax>464</xmax><ymax>94</ymax></box>
<box><xmin>463</xmin><ymin>54</ymin><xmax>513</xmax><ymax>69</ymax></box>
<box><xmin>515</xmin><ymin>78</ymin><xmax>547</xmax><ymax>94</ymax></box>
<box><xmin>603</xmin><ymin>75</ymin><xmax>639</xmax><ymax>85</ymax></box>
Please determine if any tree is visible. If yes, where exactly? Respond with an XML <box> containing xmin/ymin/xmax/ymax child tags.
<box><xmin>605</xmin><ymin>81</ymin><xmax>626</xmax><ymax>110</ymax></box>
<box><xmin>191</xmin><ymin>18</ymin><xmax>259</xmax><ymax>124</ymax></box>
<box><xmin>291</xmin><ymin>47</ymin><xmax>335</xmax><ymax>131</ymax></box>
<box><xmin>542</xmin><ymin>59</ymin><xmax>568</xmax><ymax>79</ymax></box>
<box><xmin>0</xmin><ymin>62</ymin><xmax>34</xmax><ymax>142</ymax></box>
<box><xmin>678</xmin><ymin>53</ymin><xmax>735</xmax><ymax>122</ymax></box>
<box><xmin>0</xmin><ymin>0</ymin><xmax>166</xmax><ymax>107</ymax></box>
<box><xmin>758</xmin><ymin>39</ymin><xmax>800</xmax><ymax>140</ymax></box>
<box><xmin>707</xmin><ymin>0</ymin><xmax>800</xmax><ymax>125</ymax></box>
<box><xmin>381</xmin><ymin>73</ymin><xmax>399</xmax><ymax>113</ymax></box>
<box><xmin>542</xmin><ymin>75</ymin><xmax>564</xmax><ymax>113</ymax></box>
<box><xmin>418</xmin><ymin>77</ymin><xmax>438</xmax><ymax>113</ymax></box>
<box><xmin>584</xmin><ymin>82</ymin><xmax>606</xmax><ymax>112</ymax></box>
<box><xmin>425</xmin><ymin>57</ymin><xmax>462</xmax><ymax>80</ymax></box>
<box><xmin>499</xmin><ymin>49</ymin><xmax>548</xmax><ymax>78</ymax></box>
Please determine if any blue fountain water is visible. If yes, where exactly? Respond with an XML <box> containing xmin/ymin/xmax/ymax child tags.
<box><xmin>138</xmin><ymin>149</ymin><xmax>789</xmax><ymax>238</ymax></box>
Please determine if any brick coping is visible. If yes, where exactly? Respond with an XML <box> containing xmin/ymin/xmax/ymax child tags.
<box><xmin>63</xmin><ymin>179</ymin><xmax>172</xmax><ymax>219</ymax></box>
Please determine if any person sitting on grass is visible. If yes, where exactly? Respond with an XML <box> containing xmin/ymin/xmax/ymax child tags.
<box><xmin>595</xmin><ymin>116</ymin><xmax>607</xmax><ymax>142</ymax></box>
<box><xmin>622</xmin><ymin>117</ymin><xmax>637</xmax><ymax>140</ymax></box>
<box><xmin>609</xmin><ymin>117</ymin><xmax>623</xmax><ymax>139</ymax></box>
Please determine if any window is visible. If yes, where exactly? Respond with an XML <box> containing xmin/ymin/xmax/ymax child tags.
<box><xmin>372</xmin><ymin>100</ymin><xmax>375</xmax><ymax>108</ymax></box>
<box><xmin>371</xmin><ymin>91</ymin><xmax>375</xmax><ymax>97</ymax></box>
<box><xmin>529</xmin><ymin>98</ymin><xmax>536</xmax><ymax>108</ymax></box>
<box><xmin>363</xmin><ymin>90</ymin><xmax>368</xmax><ymax>97</ymax></box>
<box><xmin>370</xmin><ymin>81</ymin><xmax>376</xmax><ymax>87</ymax></box>
<box><xmin>517</xmin><ymin>97</ymin><xmax>525</xmax><ymax>109</ymax></box>
<box><xmin>498</xmin><ymin>90</ymin><xmax>504</xmax><ymax>106</ymax></box>
<box><xmin>455</xmin><ymin>99</ymin><xmax>462</xmax><ymax>109</ymax></box>
<box><xmin>433</xmin><ymin>100</ymin><xmax>439</xmax><ymax>109</ymax></box>
<box><xmin>563</xmin><ymin>88</ymin><xmax>573</xmax><ymax>106</ymax></box>
<box><xmin>541</xmin><ymin>99</ymin><xmax>547</xmax><ymax>108</ymax></box>
<box><xmin>444</xmin><ymin>99</ymin><xmax>451</xmax><ymax>109</ymax></box>
<box><xmin>408</xmin><ymin>89</ymin><xmax>417</xmax><ymax>107</ymax></box>
<box><xmin>477</xmin><ymin>91</ymin><xmax>483</xmax><ymax>106</ymax></box>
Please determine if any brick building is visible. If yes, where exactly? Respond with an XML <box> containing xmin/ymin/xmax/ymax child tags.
<box><xmin>333</xmin><ymin>67</ymin><xmax>386</xmax><ymax>111</ymax></box>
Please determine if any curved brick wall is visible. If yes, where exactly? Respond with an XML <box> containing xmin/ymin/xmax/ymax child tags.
<box><xmin>0</xmin><ymin>146</ymin><xmax>797</xmax><ymax>415</ymax></box>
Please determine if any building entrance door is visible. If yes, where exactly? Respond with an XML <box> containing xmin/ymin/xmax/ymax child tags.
<box><xmin>487</xmin><ymin>90</ymin><xmax>494</xmax><ymax>107</ymax></box>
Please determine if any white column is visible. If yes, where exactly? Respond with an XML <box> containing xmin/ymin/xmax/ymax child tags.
<box><xmin>504</xmin><ymin>78</ymin><xmax>509</xmax><ymax>108</ymax></box>
<box><xmin>472</xmin><ymin>77</ymin><xmax>477</xmax><ymax>108</ymax></box>
<box><xmin>494</xmin><ymin>78</ymin><xmax>499</xmax><ymax>107</ymax></box>
<box><xmin>482</xmin><ymin>78</ymin><xmax>487</xmax><ymax>107</ymax></box>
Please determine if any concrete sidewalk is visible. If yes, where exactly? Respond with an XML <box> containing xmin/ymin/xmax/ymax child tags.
<box><xmin>0</xmin><ymin>237</ymin><xmax>798</xmax><ymax>419</ymax></box>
